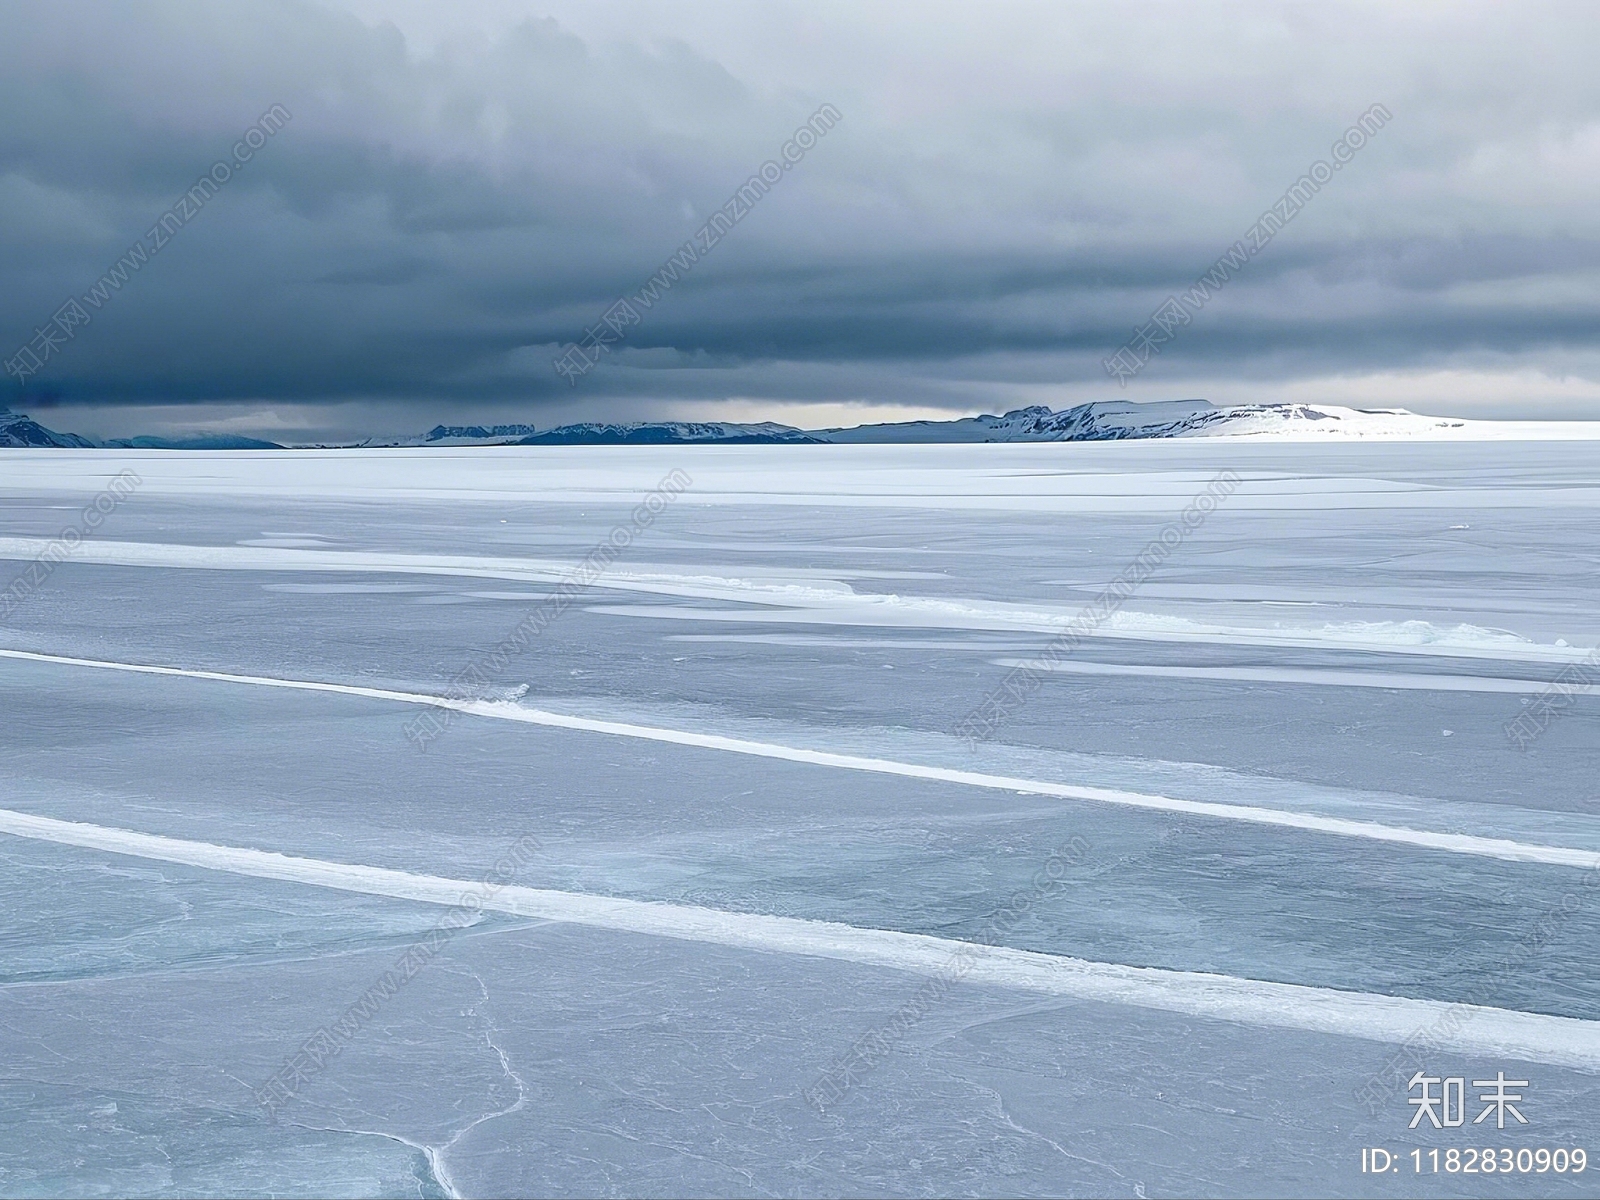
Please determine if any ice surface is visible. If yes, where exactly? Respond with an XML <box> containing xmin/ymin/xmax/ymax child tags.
<box><xmin>3</xmin><ymin>441</ymin><xmax>1599</xmax><ymax>1196</ymax></box>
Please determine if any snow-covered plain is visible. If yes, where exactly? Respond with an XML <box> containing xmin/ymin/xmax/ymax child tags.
<box><xmin>2</xmin><ymin>441</ymin><xmax>1599</xmax><ymax>1198</ymax></box>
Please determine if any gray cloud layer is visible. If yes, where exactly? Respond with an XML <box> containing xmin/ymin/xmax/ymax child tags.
<box><xmin>4</xmin><ymin>0</ymin><xmax>1600</xmax><ymax>437</ymax></box>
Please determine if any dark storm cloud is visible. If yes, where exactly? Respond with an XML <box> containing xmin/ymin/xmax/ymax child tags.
<box><xmin>3</xmin><ymin>0</ymin><xmax>1600</xmax><ymax>433</ymax></box>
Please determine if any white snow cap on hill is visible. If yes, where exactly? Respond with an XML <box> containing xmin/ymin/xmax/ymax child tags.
<box><xmin>366</xmin><ymin>401</ymin><xmax>1485</xmax><ymax>446</ymax></box>
<box><xmin>0</xmin><ymin>407</ymin><xmax>94</xmax><ymax>448</ymax></box>
<box><xmin>7</xmin><ymin>400</ymin><xmax>1593</xmax><ymax>450</ymax></box>
<box><xmin>820</xmin><ymin>400</ymin><xmax>1470</xmax><ymax>442</ymax></box>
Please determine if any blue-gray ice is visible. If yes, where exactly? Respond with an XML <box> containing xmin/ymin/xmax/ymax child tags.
<box><xmin>2</xmin><ymin>441</ymin><xmax>1598</xmax><ymax>1197</ymax></box>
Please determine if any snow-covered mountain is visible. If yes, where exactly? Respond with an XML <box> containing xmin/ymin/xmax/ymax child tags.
<box><xmin>0</xmin><ymin>407</ymin><xmax>94</xmax><ymax>448</ymax></box>
<box><xmin>1</xmin><ymin>408</ymin><xmax>281</xmax><ymax>449</ymax></box>
<box><xmin>365</xmin><ymin>402</ymin><xmax>1474</xmax><ymax>447</ymax></box>
<box><xmin>100</xmin><ymin>435</ymin><xmax>284</xmax><ymax>450</ymax></box>
<box><xmin>386</xmin><ymin>401</ymin><xmax>1473</xmax><ymax>446</ymax></box>
<box><xmin>0</xmin><ymin>400</ymin><xmax>1514</xmax><ymax>449</ymax></box>
<box><xmin>396</xmin><ymin>423</ymin><xmax>543</xmax><ymax>446</ymax></box>
<box><xmin>372</xmin><ymin>420</ymin><xmax>819</xmax><ymax>447</ymax></box>
<box><xmin>513</xmin><ymin>421</ymin><xmax>822</xmax><ymax>445</ymax></box>
<box><xmin>820</xmin><ymin>400</ymin><xmax>1470</xmax><ymax>442</ymax></box>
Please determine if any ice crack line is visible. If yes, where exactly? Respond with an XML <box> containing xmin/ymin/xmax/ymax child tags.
<box><xmin>3</xmin><ymin>647</ymin><xmax>1599</xmax><ymax>870</ymax></box>
<box><xmin>428</xmin><ymin>965</ymin><xmax>530</xmax><ymax>1197</ymax></box>
<box><xmin>2</xmin><ymin>805</ymin><xmax>1600</xmax><ymax>1073</ymax></box>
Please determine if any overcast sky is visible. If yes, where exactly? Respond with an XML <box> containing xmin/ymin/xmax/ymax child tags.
<box><xmin>4</xmin><ymin>0</ymin><xmax>1600</xmax><ymax>440</ymax></box>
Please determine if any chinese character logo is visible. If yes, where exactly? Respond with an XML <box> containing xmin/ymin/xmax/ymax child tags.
<box><xmin>1472</xmin><ymin>1072</ymin><xmax>1530</xmax><ymax>1129</ymax></box>
<box><xmin>1407</xmin><ymin>1072</ymin><xmax>1466</xmax><ymax>1128</ymax></box>
<box><xmin>1408</xmin><ymin>1069</ymin><xmax>1530</xmax><ymax>1130</ymax></box>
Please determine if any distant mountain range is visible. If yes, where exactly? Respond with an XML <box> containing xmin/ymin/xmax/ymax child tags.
<box><xmin>400</xmin><ymin>420</ymin><xmax>822</xmax><ymax>446</ymax></box>
<box><xmin>819</xmin><ymin>400</ymin><xmax>1469</xmax><ymax>442</ymax></box>
<box><xmin>2</xmin><ymin>399</ymin><xmax>1474</xmax><ymax>449</ymax></box>
<box><xmin>0</xmin><ymin>407</ymin><xmax>95</xmax><ymax>447</ymax></box>
<box><xmin>382</xmin><ymin>401</ymin><xmax>1471</xmax><ymax>445</ymax></box>
<box><xmin>1</xmin><ymin>409</ymin><xmax>281</xmax><ymax>449</ymax></box>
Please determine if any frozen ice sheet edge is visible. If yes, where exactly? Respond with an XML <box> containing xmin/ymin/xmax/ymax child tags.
<box><xmin>3</xmin><ymin>806</ymin><xmax>1598</xmax><ymax>1072</ymax></box>
<box><xmin>3</xmin><ymin>647</ymin><xmax>1599</xmax><ymax>871</ymax></box>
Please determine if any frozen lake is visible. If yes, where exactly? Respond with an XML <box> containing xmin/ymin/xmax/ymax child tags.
<box><xmin>2</xmin><ymin>442</ymin><xmax>1598</xmax><ymax>1197</ymax></box>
